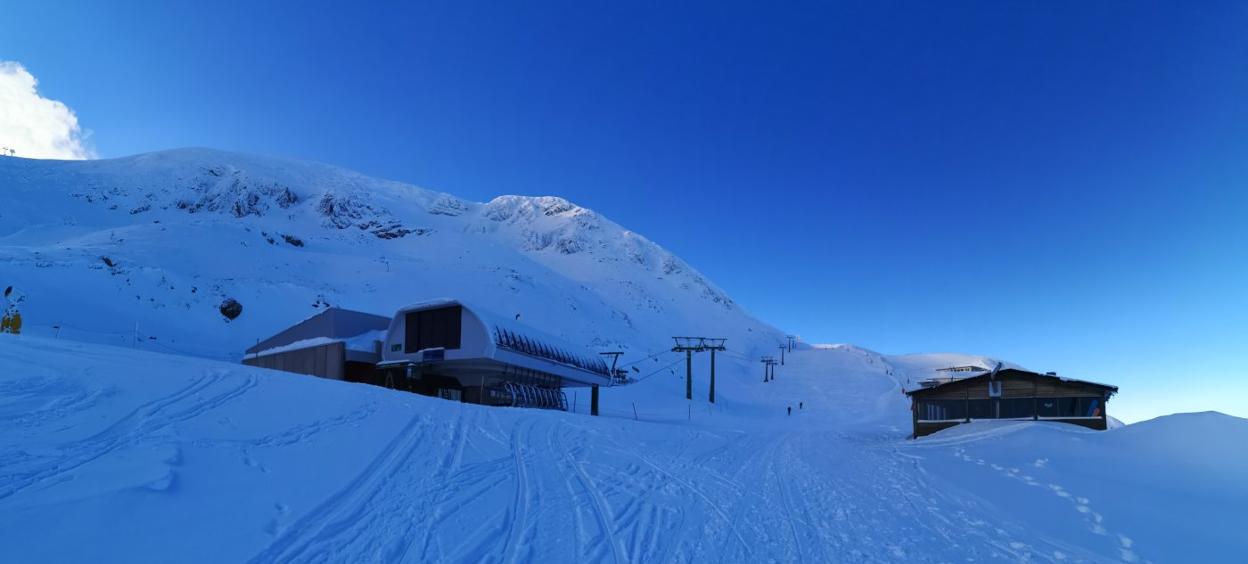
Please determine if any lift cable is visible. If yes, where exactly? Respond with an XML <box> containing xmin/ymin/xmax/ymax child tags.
<box><xmin>618</xmin><ymin>348</ymin><xmax>672</xmax><ymax>368</ymax></box>
<box><xmin>632</xmin><ymin>357</ymin><xmax>686</xmax><ymax>383</ymax></box>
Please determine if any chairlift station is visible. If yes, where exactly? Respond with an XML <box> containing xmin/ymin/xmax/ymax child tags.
<box><xmin>244</xmin><ymin>299</ymin><xmax>620</xmax><ymax>412</ymax></box>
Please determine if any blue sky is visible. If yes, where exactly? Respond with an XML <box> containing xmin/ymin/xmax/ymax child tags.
<box><xmin>4</xmin><ymin>1</ymin><xmax>1247</xmax><ymax>422</ymax></box>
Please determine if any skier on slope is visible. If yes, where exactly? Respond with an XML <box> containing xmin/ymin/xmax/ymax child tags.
<box><xmin>1</xmin><ymin>286</ymin><xmax>22</xmax><ymax>335</ymax></box>
<box><xmin>787</xmin><ymin>406</ymin><xmax>792</xmax><ymax>416</ymax></box>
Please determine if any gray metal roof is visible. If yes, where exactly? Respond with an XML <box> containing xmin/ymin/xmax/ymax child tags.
<box><xmin>245</xmin><ymin>307</ymin><xmax>390</xmax><ymax>355</ymax></box>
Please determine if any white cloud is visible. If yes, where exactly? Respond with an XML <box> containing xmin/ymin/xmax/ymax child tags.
<box><xmin>0</xmin><ymin>61</ymin><xmax>94</xmax><ymax>160</ymax></box>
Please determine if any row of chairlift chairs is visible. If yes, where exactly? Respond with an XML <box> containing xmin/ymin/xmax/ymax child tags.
<box><xmin>492</xmin><ymin>327</ymin><xmax>633</xmax><ymax>411</ymax></box>
<box><xmin>504</xmin><ymin>381</ymin><xmax>568</xmax><ymax>411</ymax></box>
<box><xmin>493</xmin><ymin>327</ymin><xmax>611</xmax><ymax>376</ymax></box>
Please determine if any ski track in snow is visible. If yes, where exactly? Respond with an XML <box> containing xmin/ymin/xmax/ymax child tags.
<box><xmin>0</xmin><ymin>340</ymin><xmax>1180</xmax><ymax>563</ymax></box>
<box><xmin>0</xmin><ymin>370</ymin><xmax>257</xmax><ymax>501</ymax></box>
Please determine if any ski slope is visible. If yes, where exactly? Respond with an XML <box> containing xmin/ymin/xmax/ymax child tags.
<box><xmin>2</xmin><ymin>336</ymin><xmax>1243</xmax><ymax>563</ymax></box>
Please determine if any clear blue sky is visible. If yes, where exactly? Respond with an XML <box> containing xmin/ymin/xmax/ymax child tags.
<box><xmin>5</xmin><ymin>1</ymin><xmax>1247</xmax><ymax>422</ymax></box>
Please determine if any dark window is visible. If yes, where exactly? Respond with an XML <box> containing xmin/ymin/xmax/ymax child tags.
<box><xmin>918</xmin><ymin>399</ymin><xmax>968</xmax><ymax>421</ymax></box>
<box><xmin>967</xmin><ymin>399</ymin><xmax>993</xmax><ymax>419</ymax></box>
<box><xmin>999</xmin><ymin>398</ymin><xmax>1036</xmax><ymax>419</ymax></box>
<box><xmin>1037</xmin><ymin>397</ymin><xmax>1101</xmax><ymax>417</ymax></box>
<box><xmin>1078</xmin><ymin>397</ymin><xmax>1103</xmax><ymax>417</ymax></box>
<box><xmin>405</xmin><ymin>306</ymin><xmax>462</xmax><ymax>353</ymax></box>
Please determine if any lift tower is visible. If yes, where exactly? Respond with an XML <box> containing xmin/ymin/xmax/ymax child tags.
<box><xmin>672</xmin><ymin>337</ymin><xmax>728</xmax><ymax>402</ymax></box>
<box><xmin>761</xmin><ymin>356</ymin><xmax>775</xmax><ymax>382</ymax></box>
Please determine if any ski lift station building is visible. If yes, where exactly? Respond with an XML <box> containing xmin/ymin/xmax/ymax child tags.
<box><xmin>243</xmin><ymin>299</ymin><xmax>615</xmax><ymax>411</ymax></box>
<box><xmin>906</xmin><ymin>365</ymin><xmax>1118</xmax><ymax>438</ymax></box>
<box><xmin>242</xmin><ymin>307</ymin><xmax>389</xmax><ymax>381</ymax></box>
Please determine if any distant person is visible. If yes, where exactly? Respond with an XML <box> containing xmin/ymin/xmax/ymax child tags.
<box><xmin>787</xmin><ymin>406</ymin><xmax>792</xmax><ymax>416</ymax></box>
<box><xmin>799</xmin><ymin>401</ymin><xmax>803</xmax><ymax>410</ymax></box>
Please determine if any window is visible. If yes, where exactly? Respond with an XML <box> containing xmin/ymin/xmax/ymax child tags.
<box><xmin>1037</xmin><ymin>397</ymin><xmax>1102</xmax><ymax>418</ymax></box>
<box><xmin>918</xmin><ymin>399</ymin><xmax>967</xmax><ymax>421</ymax></box>
<box><xmin>967</xmin><ymin>399</ymin><xmax>993</xmax><ymax>420</ymax></box>
<box><xmin>405</xmin><ymin>306</ymin><xmax>462</xmax><ymax>353</ymax></box>
<box><xmin>998</xmin><ymin>398</ymin><xmax>1036</xmax><ymax>419</ymax></box>
<box><xmin>1078</xmin><ymin>397</ymin><xmax>1102</xmax><ymax>417</ymax></box>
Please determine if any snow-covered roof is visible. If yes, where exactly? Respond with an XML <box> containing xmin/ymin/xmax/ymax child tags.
<box><xmin>394</xmin><ymin>298</ymin><xmax>611</xmax><ymax>376</ymax></box>
<box><xmin>243</xmin><ymin>329</ymin><xmax>387</xmax><ymax>360</ymax></box>
<box><xmin>907</xmin><ymin>367</ymin><xmax>1118</xmax><ymax>396</ymax></box>
<box><xmin>245</xmin><ymin>307</ymin><xmax>390</xmax><ymax>356</ymax></box>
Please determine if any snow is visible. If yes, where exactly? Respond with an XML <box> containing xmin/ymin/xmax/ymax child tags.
<box><xmin>2</xmin><ymin>149</ymin><xmax>1244</xmax><ymax>562</ymax></box>
<box><xmin>342</xmin><ymin>329</ymin><xmax>386</xmax><ymax>353</ymax></box>
<box><xmin>0</xmin><ymin>149</ymin><xmax>781</xmax><ymax>367</ymax></box>
<box><xmin>246</xmin><ymin>337</ymin><xmax>339</xmax><ymax>358</ymax></box>
<box><xmin>245</xmin><ymin>329</ymin><xmax>386</xmax><ymax>359</ymax></box>
<box><xmin>2</xmin><ymin>335</ymin><xmax>1244</xmax><ymax>562</ymax></box>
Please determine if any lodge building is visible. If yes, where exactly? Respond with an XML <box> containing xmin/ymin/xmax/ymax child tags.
<box><xmin>906</xmin><ymin>364</ymin><xmax>1118</xmax><ymax>438</ymax></box>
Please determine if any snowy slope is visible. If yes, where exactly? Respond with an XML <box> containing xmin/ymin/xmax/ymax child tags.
<box><xmin>3</xmin><ymin>336</ymin><xmax>1244</xmax><ymax>563</ymax></box>
<box><xmin>4</xmin><ymin>149</ymin><xmax>1243</xmax><ymax>562</ymax></box>
<box><xmin>0</xmin><ymin>148</ymin><xmax>781</xmax><ymax>369</ymax></box>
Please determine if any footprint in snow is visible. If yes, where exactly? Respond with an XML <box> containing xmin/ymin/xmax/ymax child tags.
<box><xmin>263</xmin><ymin>503</ymin><xmax>291</xmax><ymax>536</ymax></box>
<box><xmin>959</xmin><ymin>453</ymin><xmax>1141</xmax><ymax>559</ymax></box>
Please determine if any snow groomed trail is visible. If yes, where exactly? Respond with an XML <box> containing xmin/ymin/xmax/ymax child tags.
<box><xmin>1</xmin><ymin>338</ymin><xmax>1245</xmax><ymax>563</ymax></box>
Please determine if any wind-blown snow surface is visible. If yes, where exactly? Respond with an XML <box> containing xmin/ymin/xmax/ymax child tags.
<box><xmin>3</xmin><ymin>337</ymin><xmax>1245</xmax><ymax>563</ymax></box>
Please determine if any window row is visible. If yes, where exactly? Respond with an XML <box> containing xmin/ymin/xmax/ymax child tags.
<box><xmin>918</xmin><ymin>397</ymin><xmax>1103</xmax><ymax>421</ymax></box>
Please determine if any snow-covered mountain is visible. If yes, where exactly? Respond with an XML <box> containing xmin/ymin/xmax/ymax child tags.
<box><xmin>4</xmin><ymin>149</ymin><xmax>1243</xmax><ymax>563</ymax></box>
<box><xmin>0</xmin><ymin>148</ymin><xmax>783</xmax><ymax>364</ymax></box>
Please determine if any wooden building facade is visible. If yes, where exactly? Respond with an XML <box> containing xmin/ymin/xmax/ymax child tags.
<box><xmin>906</xmin><ymin>367</ymin><xmax>1118</xmax><ymax>438</ymax></box>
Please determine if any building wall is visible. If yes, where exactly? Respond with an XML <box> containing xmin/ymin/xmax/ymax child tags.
<box><xmin>383</xmin><ymin>304</ymin><xmax>493</xmax><ymax>363</ymax></box>
<box><xmin>913</xmin><ymin>417</ymin><xmax>1106</xmax><ymax>438</ymax></box>
<box><xmin>243</xmin><ymin>341</ymin><xmax>346</xmax><ymax>380</ymax></box>
<box><xmin>909</xmin><ymin>370</ymin><xmax>1113</xmax><ymax>438</ymax></box>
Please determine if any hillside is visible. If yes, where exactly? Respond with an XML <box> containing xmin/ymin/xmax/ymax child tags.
<box><xmin>0</xmin><ymin>148</ymin><xmax>782</xmax><ymax>366</ymax></box>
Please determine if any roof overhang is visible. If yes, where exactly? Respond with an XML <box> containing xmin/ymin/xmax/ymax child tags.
<box><xmin>907</xmin><ymin>368</ymin><xmax>1118</xmax><ymax>397</ymax></box>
